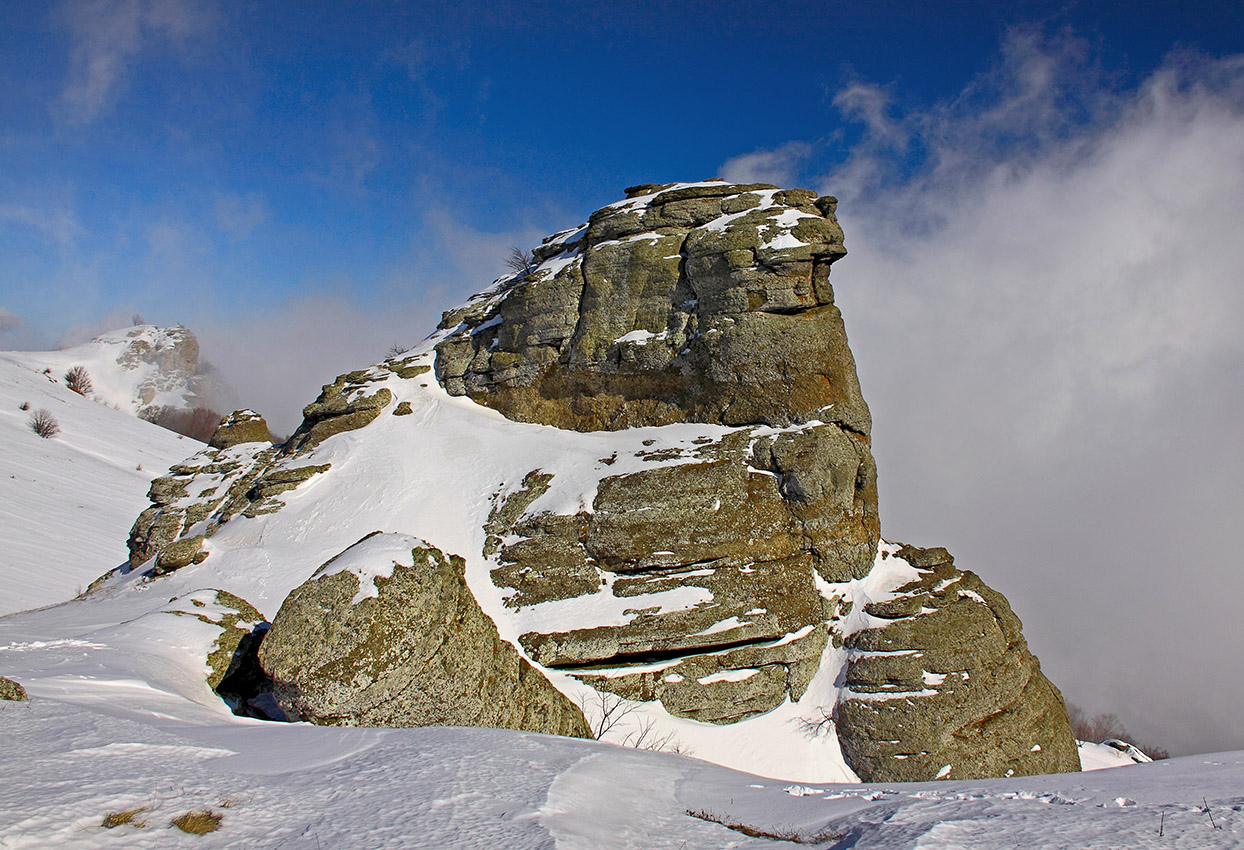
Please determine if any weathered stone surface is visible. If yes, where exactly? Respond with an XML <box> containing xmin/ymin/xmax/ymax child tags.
<box><xmin>0</xmin><ymin>676</ymin><xmax>27</xmax><ymax>700</ymax></box>
<box><xmin>259</xmin><ymin>534</ymin><xmax>591</xmax><ymax>738</ymax></box>
<box><xmin>434</xmin><ymin>181</ymin><xmax>867</xmax><ymax>433</ymax></box>
<box><xmin>834</xmin><ymin>545</ymin><xmax>1080</xmax><ymax>781</ymax></box>
<box><xmin>208</xmin><ymin>409</ymin><xmax>273</xmax><ymax>449</ymax></box>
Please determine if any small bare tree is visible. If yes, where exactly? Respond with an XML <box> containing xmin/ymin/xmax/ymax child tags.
<box><xmin>132</xmin><ymin>313</ymin><xmax>145</xmax><ymax>326</ymax></box>
<box><xmin>578</xmin><ymin>690</ymin><xmax>639</xmax><ymax>739</ymax></box>
<box><xmin>504</xmin><ymin>245</ymin><xmax>535</xmax><ymax>276</ymax></box>
<box><xmin>795</xmin><ymin>706</ymin><xmax>837</xmax><ymax>739</ymax></box>
<box><xmin>387</xmin><ymin>342</ymin><xmax>408</xmax><ymax>357</ymax></box>
<box><xmin>29</xmin><ymin>409</ymin><xmax>60</xmax><ymax>438</ymax></box>
<box><xmin>64</xmin><ymin>365</ymin><xmax>93</xmax><ymax>396</ymax></box>
<box><xmin>577</xmin><ymin>691</ymin><xmax>691</xmax><ymax>754</ymax></box>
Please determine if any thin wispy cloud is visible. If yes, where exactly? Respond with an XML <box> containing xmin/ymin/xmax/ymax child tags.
<box><xmin>718</xmin><ymin>141</ymin><xmax>813</xmax><ymax>186</ymax></box>
<box><xmin>52</xmin><ymin>0</ymin><xmax>220</xmax><ymax>124</ymax></box>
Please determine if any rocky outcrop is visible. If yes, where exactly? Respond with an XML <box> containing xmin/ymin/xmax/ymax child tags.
<box><xmin>126</xmin><ymin>357</ymin><xmax>431</xmax><ymax>572</ymax></box>
<box><xmin>127</xmin><ymin>412</ymin><xmax>283</xmax><ymax>572</ymax></box>
<box><xmin>435</xmin><ymin>182</ymin><xmax>867</xmax><ymax>435</ymax></box>
<box><xmin>113</xmin><ymin>325</ymin><xmax>230</xmax><ymax>415</ymax></box>
<box><xmin>208</xmin><ymin>409</ymin><xmax>273</xmax><ymax>449</ymax></box>
<box><xmin>259</xmin><ymin>533</ymin><xmax>591</xmax><ymax>738</ymax></box>
<box><xmin>121</xmin><ymin>181</ymin><xmax>1079</xmax><ymax>782</ymax></box>
<box><xmin>433</xmin><ymin>181</ymin><xmax>879</xmax><ymax>730</ymax></box>
<box><xmin>835</xmin><ymin>545</ymin><xmax>1080</xmax><ymax>781</ymax></box>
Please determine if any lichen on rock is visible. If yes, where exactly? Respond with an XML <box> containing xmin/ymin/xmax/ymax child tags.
<box><xmin>259</xmin><ymin>533</ymin><xmax>591</xmax><ymax>738</ymax></box>
<box><xmin>833</xmin><ymin>544</ymin><xmax>1080</xmax><ymax>781</ymax></box>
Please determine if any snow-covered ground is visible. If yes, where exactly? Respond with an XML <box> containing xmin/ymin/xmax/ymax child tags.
<box><xmin>2</xmin><ymin>333</ymin><xmax>1240</xmax><ymax>847</ymax></box>
<box><xmin>0</xmin><ymin>351</ymin><xmax>200</xmax><ymax>614</ymax></box>
<box><xmin>3</xmin><ymin>694</ymin><xmax>1241</xmax><ymax>848</ymax></box>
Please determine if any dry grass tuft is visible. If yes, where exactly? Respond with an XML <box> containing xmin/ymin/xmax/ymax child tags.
<box><xmin>101</xmin><ymin>806</ymin><xmax>147</xmax><ymax>829</ymax></box>
<box><xmin>686</xmin><ymin>808</ymin><xmax>842</xmax><ymax>844</ymax></box>
<box><xmin>171</xmin><ymin>809</ymin><xmax>223</xmax><ymax>834</ymax></box>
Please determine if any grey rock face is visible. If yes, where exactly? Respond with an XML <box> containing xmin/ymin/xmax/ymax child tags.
<box><xmin>834</xmin><ymin>545</ymin><xmax>1081</xmax><ymax>781</ymax></box>
<box><xmin>259</xmin><ymin>534</ymin><xmax>591</xmax><ymax>738</ymax></box>
<box><xmin>435</xmin><ymin>181</ymin><xmax>869</xmax><ymax>436</ymax></box>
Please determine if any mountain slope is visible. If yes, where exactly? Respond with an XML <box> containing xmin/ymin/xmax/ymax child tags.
<box><xmin>0</xmin><ymin>352</ymin><xmax>197</xmax><ymax>614</ymax></box>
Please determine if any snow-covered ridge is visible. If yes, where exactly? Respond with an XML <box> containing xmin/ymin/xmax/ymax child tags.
<box><xmin>1</xmin><ymin>324</ymin><xmax>217</xmax><ymax>417</ymax></box>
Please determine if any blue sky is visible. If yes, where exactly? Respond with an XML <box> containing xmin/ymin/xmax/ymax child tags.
<box><xmin>2</xmin><ymin>1</ymin><xmax>1244</xmax><ymax>756</ymax></box>
<box><xmin>3</xmin><ymin>0</ymin><xmax>1242</xmax><ymax>345</ymax></box>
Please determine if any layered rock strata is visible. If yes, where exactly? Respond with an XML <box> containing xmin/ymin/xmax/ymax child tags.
<box><xmin>437</xmin><ymin>180</ymin><xmax>879</xmax><ymax>728</ymax></box>
<box><xmin>835</xmin><ymin>545</ymin><xmax>1080</xmax><ymax>780</ymax></box>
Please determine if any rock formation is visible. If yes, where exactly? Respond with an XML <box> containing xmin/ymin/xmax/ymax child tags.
<box><xmin>424</xmin><ymin>180</ymin><xmax>1075</xmax><ymax>778</ymax></box>
<box><xmin>834</xmin><ymin>545</ymin><xmax>1080</xmax><ymax>780</ymax></box>
<box><xmin>124</xmin><ymin>179</ymin><xmax>1078</xmax><ymax>782</ymax></box>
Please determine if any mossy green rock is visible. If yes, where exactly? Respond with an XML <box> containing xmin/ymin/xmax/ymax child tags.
<box><xmin>834</xmin><ymin>545</ymin><xmax>1080</xmax><ymax>781</ymax></box>
<box><xmin>208</xmin><ymin>409</ymin><xmax>273</xmax><ymax>449</ymax></box>
<box><xmin>259</xmin><ymin>534</ymin><xmax>591</xmax><ymax>738</ymax></box>
<box><xmin>0</xmin><ymin>676</ymin><xmax>27</xmax><ymax>700</ymax></box>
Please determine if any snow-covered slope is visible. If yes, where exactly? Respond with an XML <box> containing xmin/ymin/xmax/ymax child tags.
<box><xmin>2</xmin><ymin>324</ymin><xmax>209</xmax><ymax>416</ymax></box>
<box><xmin>0</xmin><ymin>353</ymin><xmax>198</xmax><ymax>614</ymax></box>
<box><xmin>2</xmin><ymin>696</ymin><xmax>1241</xmax><ymax>848</ymax></box>
<box><xmin>1</xmin><ymin>332</ymin><xmax>1239</xmax><ymax>847</ymax></box>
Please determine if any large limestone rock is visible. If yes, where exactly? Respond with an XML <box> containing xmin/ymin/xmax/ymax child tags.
<box><xmin>835</xmin><ymin>545</ymin><xmax>1080</xmax><ymax>781</ymax></box>
<box><xmin>438</xmin><ymin>181</ymin><xmax>879</xmax><ymax>730</ymax></box>
<box><xmin>435</xmin><ymin>182</ymin><xmax>868</xmax><ymax>436</ymax></box>
<box><xmin>259</xmin><ymin>533</ymin><xmax>591</xmax><ymax>738</ymax></box>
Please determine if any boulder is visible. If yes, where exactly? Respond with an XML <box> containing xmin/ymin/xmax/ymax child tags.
<box><xmin>208</xmin><ymin>409</ymin><xmax>273</xmax><ymax>449</ymax></box>
<box><xmin>834</xmin><ymin>545</ymin><xmax>1080</xmax><ymax>781</ymax></box>
<box><xmin>259</xmin><ymin>533</ymin><xmax>591</xmax><ymax>738</ymax></box>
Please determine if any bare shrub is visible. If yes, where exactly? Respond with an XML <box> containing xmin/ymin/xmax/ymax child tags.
<box><xmin>577</xmin><ymin>690</ymin><xmax>638</xmax><ymax>739</ymax></box>
<box><xmin>796</xmin><ymin>706</ymin><xmax>836</xmax><ymax>739</ymax></box>
<box><xmin>132</xmin><ymin>313</ymin><xmax>145</xmax><ymax>326</ymax></box>
<box><xmin>29</xmin><ymin>409</ymin><xmax>60</xmax><ymax>438</ymax></box>
<box><xmin>140</xmin><ymin>406</ymin><xmax>223</xmax><ymax>443</ymax></box>
<box><xmin>505</xmin><ymin>245</ymin><xmax>535</xmax><ymax>276</ymax></box>
<box><xmin>1067</xmin><ymin>703</ymin><xmax>1129</xmax><ymax>743</ymax></box>
<box><xmin>387</xmin><ymin>342</ymin><xmax>409</xmax><ymax>357</ymax></box>
<box><xmin>577</xmin><ymin>691</ymin><xmax>690</xmax><ymax>754</ymax></box>
<box><xmin>1067</xmin><ymin>703</ymin><xmax>1169</xmax><ymax>759</ymax></box>
<box><xmin>64</xmin><ymin>365</ymin><xmax>93</xmax><ymax>395</ymax></box>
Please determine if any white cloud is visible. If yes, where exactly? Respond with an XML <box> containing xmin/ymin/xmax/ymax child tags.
<box><xmin>723</xmin><ymin>32</ymin><xmax>1244</xmax><ymax>756</ymax></box>
<box><xmin>52</xmin><ymin>0</ymin><xmax>219</xmax><ymax>124</ymax></box>
<box><xmin>719</xmin><ymin>141</ymin><xmax>813</xmax><ymax>186</ymax></box>
<box><xmin>0</xmin><ymin>201</ymin><xmax>81</xmax><ymax>246</ymax></box>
